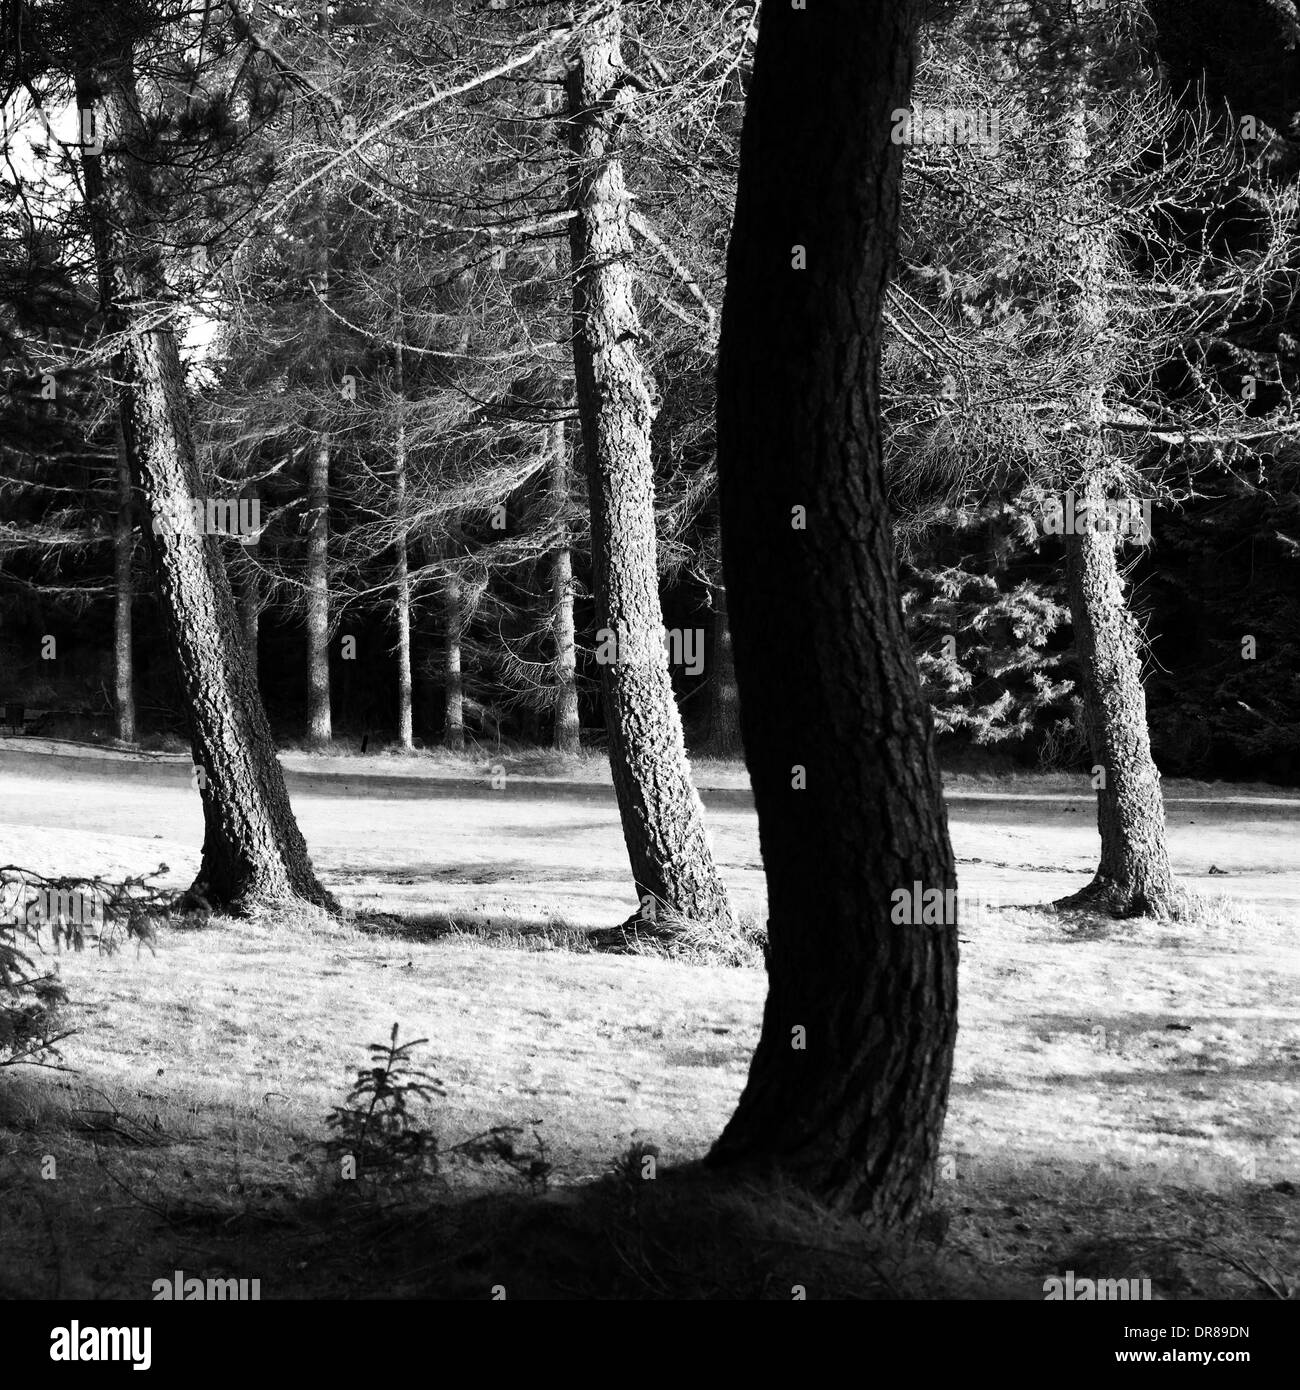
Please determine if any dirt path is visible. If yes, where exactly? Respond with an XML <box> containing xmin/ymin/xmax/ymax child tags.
<box><xmin>2</xmin><ymin>743</ymin><xmax>1297</xmax><ymax>926</ymax></box>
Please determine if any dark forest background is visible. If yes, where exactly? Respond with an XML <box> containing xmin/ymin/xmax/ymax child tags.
<box><xmin>3</xmin><ymin>0</ymin><xmax>1298</xmax><ymax>784</ymax></box>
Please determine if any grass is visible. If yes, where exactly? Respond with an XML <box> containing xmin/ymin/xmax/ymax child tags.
<box><xmin>1</xmin><ymin>877</ymin><xmax>1296</xmax><ymax>1299</ymax></box>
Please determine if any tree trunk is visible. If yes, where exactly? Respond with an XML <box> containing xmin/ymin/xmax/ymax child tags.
<box><xmin>1056</xmin><ymin>92</ymin><xmax>1180</xmax><ymax>917</ymax></box>
<box><xmin>565</xmin><ymin>3</ymin><xmax>735</xmax><ymax>932</ymax></box>
<box><xmin>392</xmin><ymin>261</ymin><xmax>414</xmax><ymax>752</ymax></box>
<box><xmin>549</xmin><ymin>415</ymin><xmax>581</xmax><ymax>754</ymax></box>
<box><xmin>707</xmin><ymin>0</ymin><xmax>956</xmax><ymax>1224</ymax></box>
<box><xmin>236</xmin><ymin>533</ymin><xmax>260</xmax><ymax>685</ymax></box>
<box><xmin>703</xmin><ymin>582</ymin><xmax>741</xmax><ymax>757</ymax></box>
<box><xmin>1061</xmin><ymin>483</ymin><xmax>1178</xmax><ymax>915</ymax></box>
<box><xmin>394</xmin><ymin>500</ymin><xmax>414</xmax><ymax>752</ymax></box>
<box><xmin>112</xmin><ymin>417</ymin><xmax>136</xmax><ymax>744</ymax></box>
<box><xmin>305</xmin><ymin>445</ymin><xmax>332</xmax><ymax>748</ymax></box>
<box><xmin>77</xmin><ymin>55</ymin><xmax>332</xmax><ymax>914</ymax></box>
<box><xmin>443</xmin><ymin>570</ymin><xmax>464</xmax><ymax>752</ymax></box>
<box><xmin>305</xmin><ymin>461</ymin><xmax>332</xmax><ymax>745</ymax></box>
<box><xmin>306</xmin><ymin>16</ymin><xmax>333</xmax><ymax>749</ymax></box>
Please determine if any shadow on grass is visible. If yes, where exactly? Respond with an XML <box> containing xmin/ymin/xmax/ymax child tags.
<box><xmin>0</xmin><ymin>1146</ymin><xmax>1017</xmax><ymax>1300</ymax></box>
<box><xmin>2</xmin><ymin>1065</ymin><xmax>1294</xmax><ymax>1300</ymax></box>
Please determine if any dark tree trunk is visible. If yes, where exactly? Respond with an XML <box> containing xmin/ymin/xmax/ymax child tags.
<box><xmin>236</xmin><ymin>534</ymin><xmax>261</xmax><ymax>685</ymax></box>
<box><xmin>703</xmin><ymin>583</ymin><xmax>742</xmax><ymax>757</ymax></box>
<box><xmin>565</xmin><ymin>3</ymin><xmax>735</xmax><ymax>932</ymax></box>
<box><xmin>1060</xmin><ymin>481</ymin><xmax>1179</xmax><ymax>916</ymax></box>
<box><xmin>112</xmin><ymin>417</ymin><xmax>136</xmax><ymax>744</ymax></box>
<box><xmin>549</xmin><ymin>415</ymin><xmax>581</xmax><ymax>754</ymax></box>
<box><xmin>707</xmin><ymin>0</ymin><xmax>956</xmax><ymax>1224</ymax></box>
<box><xmin>77</xmin><ymin>55</ymin><xmax>332</xmax><ymax>914</ymax></box>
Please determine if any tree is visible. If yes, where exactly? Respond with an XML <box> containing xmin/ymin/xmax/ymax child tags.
<box><xmin>565</xmin><ymin>2</ymin><xmax>735</xmax><ymax>934</ymax></box>
<box><xmin>111</xmin><ymin>416</ymin><xmax>137</xmax><ymax>742</ymax></box>
<box><xmin>74</xmin><ymin>16</ymin><xmax>332</xmax><ymax>913</ymax></box>
<box><xmin>1050</xmin><ymin>19</ymin><xmax>1179</xmax><ymax>916</ymax></box>
<box><xmin>707</xmin><ymin>0</ymin><xmax>958</xmax><ymax>1224</ymax></box>
<box><xmin>884</xmin><ymin>2</ymin><xmax>1298</xmax><ymax>907</ymax></box>
<box><xmin>702</xmin><ymin>579</ymin><xmax>741</xmax><ymax>757</ymax></box>
<box><xmin>547</xmin><ymin>409</ymin><xmax>582</xmax><ymax>753</ymax></box>
<box><xmin>304</xmin><ymin>0</ymin><xmax>334</xmax><ymax>749</ymax></box>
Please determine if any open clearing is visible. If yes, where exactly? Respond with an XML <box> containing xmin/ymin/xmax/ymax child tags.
<box><xmin>1</xmin><ymin>742</ymin><xmax>1297</xmax><ymax>1298</ymax></box>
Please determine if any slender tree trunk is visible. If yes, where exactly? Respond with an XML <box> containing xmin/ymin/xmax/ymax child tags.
<box><xmin>549</xmin><ymin>415</ymin><xmax>581</xmax><ymax>754</ymax></box>
<box><xmin>707</xmin><ymin>0</ymin><xmax>956</xmax><ymax>1224</ymax></box>
<box><xmin>566</xmin><ymin>2</ymin><xmax>735</xmax><ymax>932</ymax></box>
<box><xmin>1057</xmin><ymin>94</ymin><xmax>1179</xmax><ymax>917</ymax></box>
<box><xmin>237</xmin><ymin>533</ymin><xmax>260</xmax><ymax>685</ymax></box>
<box><xmin>77</xmin><ymin>55</ymin><xmax>332</xmax><ymax>914</ymax></box>
<box><xmin>394</xmin><ymin>483</ymin><xmax>414</xmax><ymax>751</ymax></box>
<box><xmin>306</xmin><ymin>0</ymin><xmax>333</xmax><ymax>748</ymax></box>
<box><xmin>305</xmin><ymin>440</ymin><xmax>331</xmax><ymax>747</ymax></box>
<box><xmin>392</xmin><ymin>257</ymin><xmax>414</xmax><ymax>752</ymax></box>
<box><xmin>112</xmin><ymin>417</ymin><xmax>136</xmax><ymax>743</ymax></box>
<box><xmin>703</xmin><ymin>582</ymin><xmax>741</xmax><ymax>757</ymax></box>
<box><xmin>443</xmin><ymin>570</ymin><xmax>465</xmax><ymax>752</ymax></box>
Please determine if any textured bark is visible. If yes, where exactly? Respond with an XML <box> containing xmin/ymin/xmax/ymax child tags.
<box><xmin>443</xmin><ymin>571</ymin><xmax>464</xmax><ymax>752</ymax></box>
<box><xmin>1061</xmin><ymin>486</ymin><xmax>1178</xmax><ymax>915</ymax></box>
<box><xmin>549</xmin><ymin>416</ymin><xmax>581</xmax><ymax>754</ymax></box>
<box><xmin>1057</xmin><ymin>95</ymin><xmax>1179</xmax><ymax>917</ymax></box>
<box><xmin>77</xmin><ymin>54</ymin><xmax>332</xmax><ymax>913</ymax></box>
<box><xmin>112</xmin><ymin>417</ymin><xmax>136</xmax><ymax>744</ymax></box>
<box><xmin>566</xmin><ymin>3</ymin><xmax>735</xmax><ymax>930</ymax></box>
<box><xmin>706</xmin><ymin>0</ymin><xmax>956</xmax><ymax>1224</ymax></box>
<box><xmin>305</xmin><ymin>438</ymin><xmax>332</xmax><ymax>747</ymax></box>
<box><xmin>703</xmin><ymin>583</ymin><xmax>742</xmax><ymax>757</ymax></box>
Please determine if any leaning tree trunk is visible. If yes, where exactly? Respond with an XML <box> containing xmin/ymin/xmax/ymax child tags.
<box><xmin>706</xmin><ymin>0</ymin><xmax>956</xmax><ymax>1224</ymax></box>
<box><xmin>548</xmin><ymin>414</ymin><xmax>582</xmax><ymax>754</ymax></box>
<box><xmin>77</xmin><ymin>56</ymin><xmax>332</xmax><ymax>913</ymax></box>
<box><xmin>1057</xmin><ymin>92</ymin><xmax>1179</xmax><ymax>918</ymax></box>
<box><xmin>112</xmin><ymin>416</ymin><xmax>136</xmax><ymax>743</ymax></box>
<box><xmin>703</xmin><ymin>582</ymin><xmax>742</xmax><ymax>757</ymax></box>
<box><xmin>566</xmin><ymin>3</ymin><xmax>735</xmax><ymax>932</ymax></box>
<box><xmin>1061</xmin><ymin>482</ymin><xmax>1178</xmax><ymax>915</ymax></box>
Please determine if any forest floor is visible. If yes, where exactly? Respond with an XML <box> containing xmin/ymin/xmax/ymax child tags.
<box><xmin>0</xmin><ymin>740</ymin><xmax>1297</xmax><ymax>1299</ymax></box>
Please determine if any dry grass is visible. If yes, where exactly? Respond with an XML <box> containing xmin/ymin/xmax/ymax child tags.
<box><xmin>1</xmin><ymin>879</ymin><xmax>1296</xmax><ymax>1299</ymax></box>
<box><xmin>2</xmin><ymin>753</ymin><xmax>1297</xmax><ymax>1298</ymax></box>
